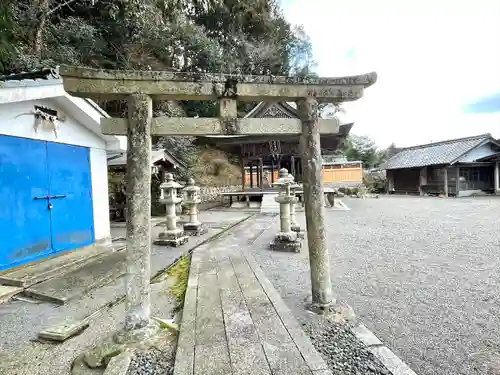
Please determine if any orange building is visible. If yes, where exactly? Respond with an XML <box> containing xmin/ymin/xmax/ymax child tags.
<box><xmin>195</xmin><ymin>101</ymin><xmax>356</xmax><ymax>190</ymax></box>
<box><xmin>322</xmin><ymin>159</ymin><xmax>363</xmax><ymax>185</ymax></box>
<box><xmin>244</xmin><ymin>158</ymin><xmax>363</xmax><ymax>186</ymax></box>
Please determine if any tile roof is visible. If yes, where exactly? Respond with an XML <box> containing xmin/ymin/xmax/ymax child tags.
<box><xmin>108</xmin><ymin>149</ymin><xmax>186</xmax><ymax>169</ymax></box>
<box><xmin>0</xmin><ymin>68</ymin><xmax>62</xmax><ymax>88</ymax></box>
<box><xmin>382</xmin><ymin>134</ymin><xmax>493</xmax><ymax>170</ymax></box>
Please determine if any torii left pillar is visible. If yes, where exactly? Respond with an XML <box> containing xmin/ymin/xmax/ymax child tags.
<box><xmin>124</xmin><ymin>94</ymin><xmax>152</xmax><ymax>331</ymax></box>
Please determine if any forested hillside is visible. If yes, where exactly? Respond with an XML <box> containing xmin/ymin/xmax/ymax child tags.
<box><xmin>1</xmin><ymin>0</ymin><xmax>316</xmax><ymax>177</ymax></box>
<box><xmin>0</xmin><ymin>0</ymin><xmax>313</xmax><ymax>85</ymax></box>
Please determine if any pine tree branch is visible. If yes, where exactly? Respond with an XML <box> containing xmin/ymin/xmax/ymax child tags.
<box><xmin>47</xmin><ymin>0</ymin><xmax>95</xmax><ymax>16</ymax></box>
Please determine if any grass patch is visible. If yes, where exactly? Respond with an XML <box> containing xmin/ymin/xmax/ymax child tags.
<box><xmin>166</xmin><ymin>255</ymin><xmax>191</xmax><ymax>310</ymax></box>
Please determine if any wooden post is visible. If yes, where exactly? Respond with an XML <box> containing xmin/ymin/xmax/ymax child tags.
<box><xmin>249</xmin><ymin>163</ymin><xmax>254</xmax><ymax>188</ymax></box>
<box><xmin>387</xmin><ymin>170</ymin><xmax>395</xmax><ymax>194</ymax></box>
<box><xmin>256</xmin><ymin>162</ymin><xmax>260</xmax><ymax>188</ymax></box>
<box><xmin>125</xmin><ymin>94</ymin><xmax>152</xmax><ymax>331</ymax></box>
<box><xmin>419</xmin><ymin>167</ymin><xmax>427</xmax><ymax>196</ymax></box>
<box><xmin>443</xmin><ymin>167</ymin><xmax>449</xmax><ymax>197</ymax></box>
<box><xmin>297</xmin><ymin>98</ymin><xmax>333</xmax><ymax>308</ymax></box>
<box><xmin>241</xmin><ymin>156</ymin><xmax>245</xmax><ymax>191</ymax></box>
<box><xmin>456</xmin><ymin>166</ymin><xmax>460</xmax><ymax>196</ymax></box>
<box><xmin>494</xmin><ymin>162</ymin><xmax>499</xmax><ymax>194</ymax></box>
<box><xmin>271</xmin><ymin>159</ymin><xmax>275</xmax><ymax>184</ymax></box>
<box><xmin>259</xmin><ymin>157</ymin><xmax>264</xmax><ymax>191</ymax></box>
<box><xmin>291</xmin><ymin>155</ymin><xmax>296</xmax><ymax>178</ymax></box>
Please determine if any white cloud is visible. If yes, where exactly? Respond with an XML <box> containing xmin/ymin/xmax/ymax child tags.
<box><xmin>282</xmin><ymin>0</ymin><xmax>500</xmax><ymax>147</ymax></box>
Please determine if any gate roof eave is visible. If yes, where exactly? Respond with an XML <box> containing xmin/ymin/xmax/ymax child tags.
<box><xmin>58</xmin><ymin>65</ymin><xmax>377</xmax><ymax>102</ymax></box>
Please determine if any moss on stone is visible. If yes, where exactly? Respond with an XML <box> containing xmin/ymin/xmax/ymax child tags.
<box><xmin>166</xmin><ymin>255</ymin><xmax>191</xmax><ymax>309</ymax></box>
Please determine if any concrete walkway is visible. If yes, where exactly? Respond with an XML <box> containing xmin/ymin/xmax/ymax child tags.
<box><xmin>0</xmin><ymin>211</ymin><xmax>248</xmax><ymax>375</ymax></box>
<box><xmin>174</xmin><ymin>214</ymin><xmax>331</xmax><ymax>375</ymax></box>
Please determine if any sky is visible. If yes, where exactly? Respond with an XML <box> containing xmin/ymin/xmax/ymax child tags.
<box><xmin>280</xmin><ymin>0</ymin><xmax>500</xmax><ymax>147</ymax></box>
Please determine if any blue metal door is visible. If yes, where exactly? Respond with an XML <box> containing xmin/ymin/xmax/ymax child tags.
<box><xmin>0</xmin><ymin>136</ymin><xmax>52</xmax><ymax>270</ymax></box>
<box><xmin>47</xmin><ymin>142</ymin><xmax>94</xmax><ymax>252</ymax></box>
<box><xmin>0</xmin><ymin>136</ymin><xmax>95</xmax><ymax>271</ymax></box>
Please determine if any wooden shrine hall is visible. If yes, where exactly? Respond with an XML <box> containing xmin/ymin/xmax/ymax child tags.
<box><xmin>196</xmin><ymin>101</ymin><xmax>354</xmax><ymax>190</ymax></box>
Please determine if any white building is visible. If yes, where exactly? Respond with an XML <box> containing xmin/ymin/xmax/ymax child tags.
<box><xmin>0</xmin><ymin>69</ymin><xmax>123</xmax><ymax>271</ymax></box>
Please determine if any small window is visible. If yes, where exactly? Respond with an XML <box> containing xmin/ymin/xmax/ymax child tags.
<box><xmin>34</xmin><ymin>105</ymin><xmax>58</xmax><ymax>117</ymax></box>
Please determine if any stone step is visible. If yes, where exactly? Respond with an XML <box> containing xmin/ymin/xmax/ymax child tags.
<box><xmin>0</xmin><ymin>285</ymin><xmax>23</xmax><ymax>304</ymax></box>
<box><xmin>24</xmin><ymin>251</ymin><xmax>126</xmax><ymax>305</ymax></box>
<box><xmin>0</xmin><ymin>243</ymin><xmax>121</xmax><ymax>288</ymax></box>
<box><xmin>260</xmin><ymin>193</ymin><xmax>279</xmax><ymax>214</ymax></box>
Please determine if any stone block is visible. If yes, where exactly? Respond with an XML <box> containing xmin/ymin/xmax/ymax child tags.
<box><xmin>39</xmin><ymin>318</ymin><xmax>91</xmax><ymax>342</ymax></box>
<box><xmin>154</xmin><ymin>229</ymin><xmax>188</xmax><ymax>247</ymax></box>
<box><xmin>103</xmin><ymin>350</ymin><xmax>133</xmax><ymax>375</ymax></box>
<box><xmin>351</xmin><ymin>324</ymin><xmax>383</xmax><ymax>347</ymax></box>
<box><xmin>231</xmin><ymin>201</ymin><xmax>247</xmax><ymax>209</ymax></box>
<box><xmin>369</xmin><ymin>346</ymin><xmax>417</xmax><ymax>375</ymax></box>
<box><xmin>270</xmin><ymin>231</ymin><xmax>302</xmax><ymax>253</ymax></box>
<box><xmin>291</xmin><ymin>225</ymin><xmax>304</xmax><ymax>239</ymax></box>
<box><xmin>183</xmin><ymin>222</ymin><xmax>208</xmax><ymax>236</ymax></box>
<box><xmin>0</xmin><ymin>285</ymin><xmax>23</xmax><ymax>304</ymax></box>
<box><xmin>249</xmin><ymin>201</ymin><xmax>261</xmax><ymax>208</ymax></box>
<box><xmin>84</xmin><ymin>342</ymin><xmax>125</xmax><ymax>368</ymax></box>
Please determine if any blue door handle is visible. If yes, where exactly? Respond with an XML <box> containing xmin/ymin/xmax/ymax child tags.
<box><xmin>34</xmin><ymin>195</ymin><xmax>67</xmax><ymax>200</ymax></box>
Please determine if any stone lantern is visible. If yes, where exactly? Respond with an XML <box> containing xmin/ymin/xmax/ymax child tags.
<box><xmin>287</xmin><ymin>173</ymin><xmax>303</xmax><ymax>238</ymax></box>
<box><xmin>269</xmin><ymin>168</ymin><xmax>302</xmax><ymax>253</ymax></box>
<box><xmin>182</xmin><ymin>178</ymin><xmax>207</xmax><ymax>236</ymax></box>
<box><xmin>154</xmin><ymin>173</ymin><xmax>188</xmax><ymax>247</ymax></box>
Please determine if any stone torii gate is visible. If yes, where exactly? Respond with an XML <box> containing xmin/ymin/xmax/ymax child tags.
<box><xmin>58</xmin><ymin>66</ymin><xmax>377</xmax><ymax>331</ymax></box>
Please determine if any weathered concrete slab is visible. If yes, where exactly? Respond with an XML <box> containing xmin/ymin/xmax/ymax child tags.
<box><xmin>228</xmin><ymin>342</ymin><xmax>271</xmax><ymax>375</ymax></box>
<box><xmin>0</xmin><ymin>285</ymin><xmax>23</xmax><ymax>304</ymax></box>
<box><xmin>25</xmin><ymin>251</ymin><xmax>126</xmax><ymax>305</ymax></box>
<box><xmin>174</xmin><ymin>214</ymin><xmax>331</xmax><ymax>375</ymax></box>
<box><xmin>0</xmin><ymin>244</ymin><xmax>116</xmax><ymax>287</ymax></box>
<box><xmin>195</xmin><ymin>273</ymin><xmax>225</xmax><ymax>345</ymax></box>
<box><xmin>38</xmin><ymin>309</ymin><xmax>101</xmax><ymax>342</ymax></box>
<box><xmin>370</xmin><ymin>346</ymin><xmax>418</xmax><ymax>375</ymax></box>
<box><xmin>194</xmin><ymin>343</ymin><xmax>231</xmax><ymax>375</ymax></box>
<box><xmin>38</xmin><ymin>319</ymin><xmax>90</xmax><ymax>342</ymax></box>
<box><xmin>262</xmin><ymin>342</ymin><xmax>313</xmax><ymax>375</ymax></box>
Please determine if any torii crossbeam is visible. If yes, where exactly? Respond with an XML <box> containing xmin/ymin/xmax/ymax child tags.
<box><xmin>59</xmin><ymin>65</ymin><xmax>377</xmax><ymax>331</ymax></box>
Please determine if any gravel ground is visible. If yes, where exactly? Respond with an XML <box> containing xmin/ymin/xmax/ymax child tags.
<box><xmin>302</xmin><ymin>317</ymin><xmax>390</xmax><ymax>375</ymax></box>
<box><xmin>251</xmin><ymin>196</ymin><xmax>500</xmax><ymax>375</ymax></box>
<box><xmin>127</xmin><ymin>347</ymin><xmax>175</xmax><ymax>375</ymax></box>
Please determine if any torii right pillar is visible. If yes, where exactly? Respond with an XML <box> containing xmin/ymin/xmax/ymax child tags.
<box><xmin>297</xmin><ymin>98</ymin><xmax>333</xmax><ymax>309</ymax></box>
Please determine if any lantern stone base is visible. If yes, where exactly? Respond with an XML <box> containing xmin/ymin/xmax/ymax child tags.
<box><xmin>154</xmin><ymin>229</ymin><xmax>188</xmax><ymax>247</ymax></box>
<box><xmin>183</xmin><ymin>222</ymin><xmax>207</xmax><ymax>236</ymax></box>
<box><xmin>270</xmin><ymin>231</ymin><xmax>302</xmax><ymax>253</ymax></box>
<box><xmin>291</xmin><ymin>224</ymin><xmax>304</xmax><ymax>239</ymax></box>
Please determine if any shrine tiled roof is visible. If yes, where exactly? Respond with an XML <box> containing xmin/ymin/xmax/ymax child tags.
<box><xmin>108</xmin><ymin>149</ymin><xmax>186</xmax><ymax>169</ymax></box>
<box><xmin>381</xmin><ymin>134</ymin><xmax>495</xmax><ymax>170</ymax></box>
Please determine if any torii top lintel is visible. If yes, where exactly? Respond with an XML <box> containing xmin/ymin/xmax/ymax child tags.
<box><xmin>58</xmin><ymin>65</ymin><xmax>377</xmax><ymax>102</ymax></box>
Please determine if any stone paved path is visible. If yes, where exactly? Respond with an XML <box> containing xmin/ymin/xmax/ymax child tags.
<box><xmin>174</xmin><ymin>214</ymin><xmax>331</xmax><ymax>375</ymax></box>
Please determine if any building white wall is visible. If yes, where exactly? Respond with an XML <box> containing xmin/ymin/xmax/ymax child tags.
<box><xmin>0</xmin><ymin>97</ymin><xmax>111</xmax><ymax>243</ymax></box>
<box><xmin>458</xmin><ymin>142</ymin><xmax>497</xmax><ymax>163</ymax></box>
<box><xmin>90</xmin><ymin>148</ymin><xmax>111</xmax><ymax>243</ymax></box>
<box><xmin>0</xmin><ymin>99</ymin><xmax>106</xmax><ymax>149</ymax></box>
